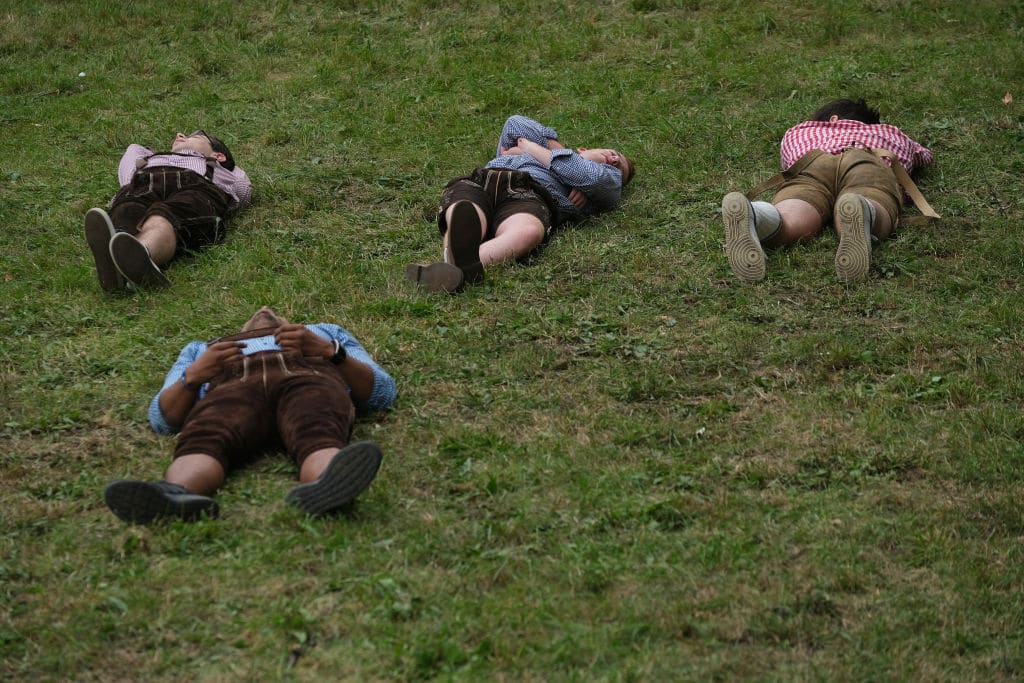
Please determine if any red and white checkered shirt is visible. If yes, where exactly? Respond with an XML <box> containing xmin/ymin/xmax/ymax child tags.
<box><xmin>780</xmin><ymin>119</ymin><xmax>934</xmax><ymax>173</ymax></box>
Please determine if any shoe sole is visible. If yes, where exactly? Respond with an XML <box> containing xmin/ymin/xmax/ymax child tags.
<box><xmin>84</xmin><ymin>208</ymin><xmax>124</xmax><ymax>292</ymax></box>
<box><xmin>447</xmin><ymin>201</ymin><xmax>484</xmax><ymax>285</ymax></box>
<box><xmin>405</xmin><ymin>262</ymin><xmax>464</xmax><ymax>293</ymax></box>
<box><xmin>109</xmin><ymin>232</ymin><xmax>171</xmax><ymax>288</ymax></box>
<box><xmin>104</xmin><ymin>480</ymin><xmax>219</xmax><ymax>525</ymax></box>
<box><xmin>285</xmin><ymin>441</ymin><xmax>383</xmax><ymax>515</ymax></box>
<box><xmin>834</xmin><ymin>194</ymin><xmax>871</xmax><ymax>282</ymax></box>
<box><xmin>722</xmin><ymin>192</ymin><xmax>766</xmax><ymax>283</ymax></box>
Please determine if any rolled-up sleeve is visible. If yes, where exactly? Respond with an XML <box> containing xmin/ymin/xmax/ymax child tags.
<box><xmin>308</xmin><ymin>324</ymin><xmax>397</xmax><ymax>412</ymax></box>
<box><xmin>496</xmin><ymin>115</ymin><xmax>559</xmax><ymax>157</ymax></box>
<box><xmin>148</xmin><ymin>342</ymin><xmax>207</xmax><ymax>435</ymax></box>
<box><xmin>117</xmin><ymin>144</ymin><xmax>153</xmax><ymax>188</ymax></box>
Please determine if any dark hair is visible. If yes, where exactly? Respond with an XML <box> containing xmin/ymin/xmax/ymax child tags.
<box><xmin>811</xmin><ymin>98</ymin><xmax>881</xmax><ymax>124</ymax></box>
<box><xmin>206</xmin><ymin>133</ymin><xmax>235</xmax><ymax>171</ymax></box>
<box><xmin>620</xmin><ymin>155</ymin><xmax>636</xmax><ymax>186</ymax></box>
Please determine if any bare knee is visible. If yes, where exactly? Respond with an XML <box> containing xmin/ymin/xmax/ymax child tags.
<box><xmin>165</xmin><ymin>453</ymin><xmax>226</xmax><ymax>495</ymax></box>
<box><xmin>772</xmin><ymin>199</ymin><xmax>824</xmax><ymax>246</ymax></box>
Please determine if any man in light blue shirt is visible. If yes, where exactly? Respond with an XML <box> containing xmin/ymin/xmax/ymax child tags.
<box><xmin>406</xmin><ymin>115</ymin><xmax>635</xmax><ymax>293</ymax></box>
<box><xmin>104</xmin><ymin>307</ymin><xmax>397</xmax><ymax>524</ymax></box>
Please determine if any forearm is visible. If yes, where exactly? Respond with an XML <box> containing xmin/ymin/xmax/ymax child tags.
<box><xmin>518</xmin><ymin>137</ymin><xmax>553</xmax><ymax>167</ymax></box>
<box><xmin>305</xmin><ymin>334</ymin><xmax>377</xmax><ymax>405</ymax></box>
<box><xmin>335</xmin><ymin>356</ymin><xmax>377</xmax><ymax>404</ymax></box>
<box><xmin>157</xmin><ymin>369</ymin><xmax>201</xmax><ymax>430</ymax></box>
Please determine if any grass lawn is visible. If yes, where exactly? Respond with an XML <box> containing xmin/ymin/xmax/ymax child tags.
<box><xmin>2</xmin><ymin>0</ymin><xmax>1023</xmax><ymax>680</ymax></box>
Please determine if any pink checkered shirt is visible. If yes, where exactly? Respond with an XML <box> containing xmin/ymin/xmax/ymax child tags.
<box><xmin>780</xmin><ymin>120</ymin><xmax>934</xmax><ymax>174</ymax></box>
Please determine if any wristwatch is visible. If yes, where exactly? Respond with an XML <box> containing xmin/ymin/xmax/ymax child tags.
<box><xmin>329</xmin><ymin>340</ymin><xmax>347</xmax><ymax>365</ymax></box>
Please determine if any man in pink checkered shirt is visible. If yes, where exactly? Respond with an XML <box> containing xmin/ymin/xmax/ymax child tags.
<box><xmin>84</xmin><ymin>130</ymin><xmax>252</xmax><ymax>292</ymax></box>
<box><xmin>723</xmin><ymin>98</ymin><xmax>933</xmax><ymax>282</ymax></box>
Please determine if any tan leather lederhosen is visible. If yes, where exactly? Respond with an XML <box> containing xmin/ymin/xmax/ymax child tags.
<box><xmin>746</xmin><ymin>148</ymin><xmax>940</xmax><ymax>226</ymax></box>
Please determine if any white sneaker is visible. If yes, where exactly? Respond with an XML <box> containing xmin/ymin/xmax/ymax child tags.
<box><xmin>834</xmin><ymin>194</ymin><xmax>873</xmax><ymax>282</ymax></box>
<box><xmin>722</xmin><ymin>192</ymin><xmax>766</xmax><ymax>282</ymax></box>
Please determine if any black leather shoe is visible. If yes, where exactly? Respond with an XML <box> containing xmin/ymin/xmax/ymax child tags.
<box><xmin>104</xmin><ymin>480</ymin><xmax>218</xmax><ymax>524</ymax></box>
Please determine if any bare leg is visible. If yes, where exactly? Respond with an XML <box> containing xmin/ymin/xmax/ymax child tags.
<box><xmin>165</xmin><ymin>453</ymin><xmax>226</xmax><ymax>495</ymax></box>
<box><xmin>767</xmin><ymin>198</ymin><xmax>825</xmax><ymax>247</ymax></box>
<box><xmin>298</xmin><ymin>447</ymin><xmax>343</xmax><ymax>483</ymax></box>
<box><xmin>480</xmin><ymin>213</ymin><xmax>545</xmax><ymax>266</ymax></box>
<box><xmin>136</xmin><ymin>215</ymin><xmax>177</xmax><ymax>266</ymax></box>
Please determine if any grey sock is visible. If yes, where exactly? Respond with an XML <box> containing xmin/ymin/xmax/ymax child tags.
<box><xmin>752</xmin><ymin>201</ymin><xmax>782</xmax><ymax>242</ymax></box>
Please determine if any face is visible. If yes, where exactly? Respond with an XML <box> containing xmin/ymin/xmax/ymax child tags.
<box><xmin>241</xmin><ymin>306</ymin><xmax>288</xmax><ymax>332</ymax></box>
<box><xmin>578</xmin><ymin>147</ymin><xmax>630</xmax><ymax>179</ymax></box>
<box><xmin>171</xmin><ymin>130</ymin><xmax>222</xmax><ymax>160</ymax></box>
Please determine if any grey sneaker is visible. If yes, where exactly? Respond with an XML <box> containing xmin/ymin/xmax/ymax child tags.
<box><xmin>834</xmin><ymin>193</ymin><xmax>873</xmax><ymax>282</ymax></box>
<box><xmin>285</xmin><ymin>441</ymin><xmax>383</xmax><ymax>515</ymax></box>
<box><xmin>109</xmin><ymin>232</ymin><xmax>170</xmax><ymax>288</ymax></box>
<box><xmin>446</xmin><ymin>201</ymin><xmax>484</xmax><ymax>286</ymax></box>
<box><xmin>104</xmin><ymin>480</ymin><xmax>219</xmax><ymax>524</ymax></box>
<box><xmin>84</xmin><ymin>208</ymin><xmax>124</xmax><ymax>292</ymax></box>
<box><xmin>722</xmin><ymin>191</ymin><xmax>766</xmax><ymax>283</ymax></box>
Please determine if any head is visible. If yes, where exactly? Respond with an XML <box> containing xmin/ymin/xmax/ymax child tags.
<box><xmin>577</xmin><ymin>147</ymin><xmax>636</xmax><ymax>186</ymax></box>
<box><xmin>241</xmin><ymin>306</ymin><xmax>289</xmax><ymax>332</ymax></box>
<box><xmin>170</xmin><ymin>130</ymin><xmax>236</xmax><ymax>170</ymax></box>
<box><xmin>811</xmin><ymin>99</ymin><xmax>881</xmax><ymax>125</ymax></box>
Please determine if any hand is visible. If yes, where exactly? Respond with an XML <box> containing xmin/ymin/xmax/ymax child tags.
<box><xmin>275</xmin><ymin>323</ymin><xmax>334</xmax><ymax>358</ymax></box>
<box><xmin>188</xmin><ymin>340</ymin><xmax>244</xmax><ymax>384</ymax></box>
<box><xmin>500</xmin><ymin>145</ymin><xmax>523</xmax><ymax>155</ymax></box>
<box><xmin>568</xmin><ymin>188</ymin><xmax>588</xmax><ymax>209</ymax></box>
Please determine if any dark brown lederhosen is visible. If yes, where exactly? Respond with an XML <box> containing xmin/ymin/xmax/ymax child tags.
<box><xmin>173</xmin><ymin>326</ymin><xmax>355</xmax><ymax>472</ymax></box>
<box><xmin>438</xmin><ymin>167</ymin><xmax>558</xmax><ymax>241</ymax></box>
<box><xmin>109</xmin><ymin>163</ymin><xmax>230</xmax><ymax>254</ymax></box>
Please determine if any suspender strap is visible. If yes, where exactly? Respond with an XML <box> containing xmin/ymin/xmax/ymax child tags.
<box><xmin>871</xmin><ymin>148</ymin><xmax>940</xmax><ymax>224</ymax></box>
<box><xmin>136</xmin><ymin>152</ymin><xmax>218</xmax><ymax>180</ymax></box>
<box><xmin>744</xmin><ymin>149</ymin><xmax>825</xmax><ymax>200</ymax></box>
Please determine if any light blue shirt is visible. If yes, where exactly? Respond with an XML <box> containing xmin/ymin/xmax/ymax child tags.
<box><xmin>148</xmin><ymin>323</ymin><xmax>397</xmax><ymax>435</ymax></box>
<box><xmin>485</xmin><ymin>115</ymin><xmax>623</xmax><ymax>224</ymax></box>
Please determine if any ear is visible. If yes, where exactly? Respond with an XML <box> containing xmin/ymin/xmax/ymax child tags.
<box><xmin>829</xmin><ymin>115</ymin><xmax>840</xmax><ymax>123</ymax></box>
<box><xmin>213</xmin><ymin>152</ymin><xmax>227</xmax><ymax>164</ymax></box>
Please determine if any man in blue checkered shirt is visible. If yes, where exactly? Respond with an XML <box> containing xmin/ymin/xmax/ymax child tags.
<box><xmin>406</xmin><ymin>115</ymin><xmax>635</xmax><ymax>293</ymax></box>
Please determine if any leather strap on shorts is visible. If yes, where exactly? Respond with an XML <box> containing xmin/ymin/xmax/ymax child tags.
<box><xmin>744</xmin><ymin>149</ymin><xmax>825</xmax><ymax>200</ymax></box>
<box><xmin>870</xmin><ymin>148</ymin><xmax>940</xmax><ymax>225</ymax></box>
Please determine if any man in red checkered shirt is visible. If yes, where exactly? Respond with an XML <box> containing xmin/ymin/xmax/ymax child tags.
<box><xmin>723</xmin><ymin>98</ymin><xmax>934</xmax><ymax>282</ymax></box>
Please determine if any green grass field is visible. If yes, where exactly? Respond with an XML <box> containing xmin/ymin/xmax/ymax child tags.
<box><xmin>2</xmin><ymin>1</ymin><xmax>1023</xmax><ymax>680</ymax></box>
